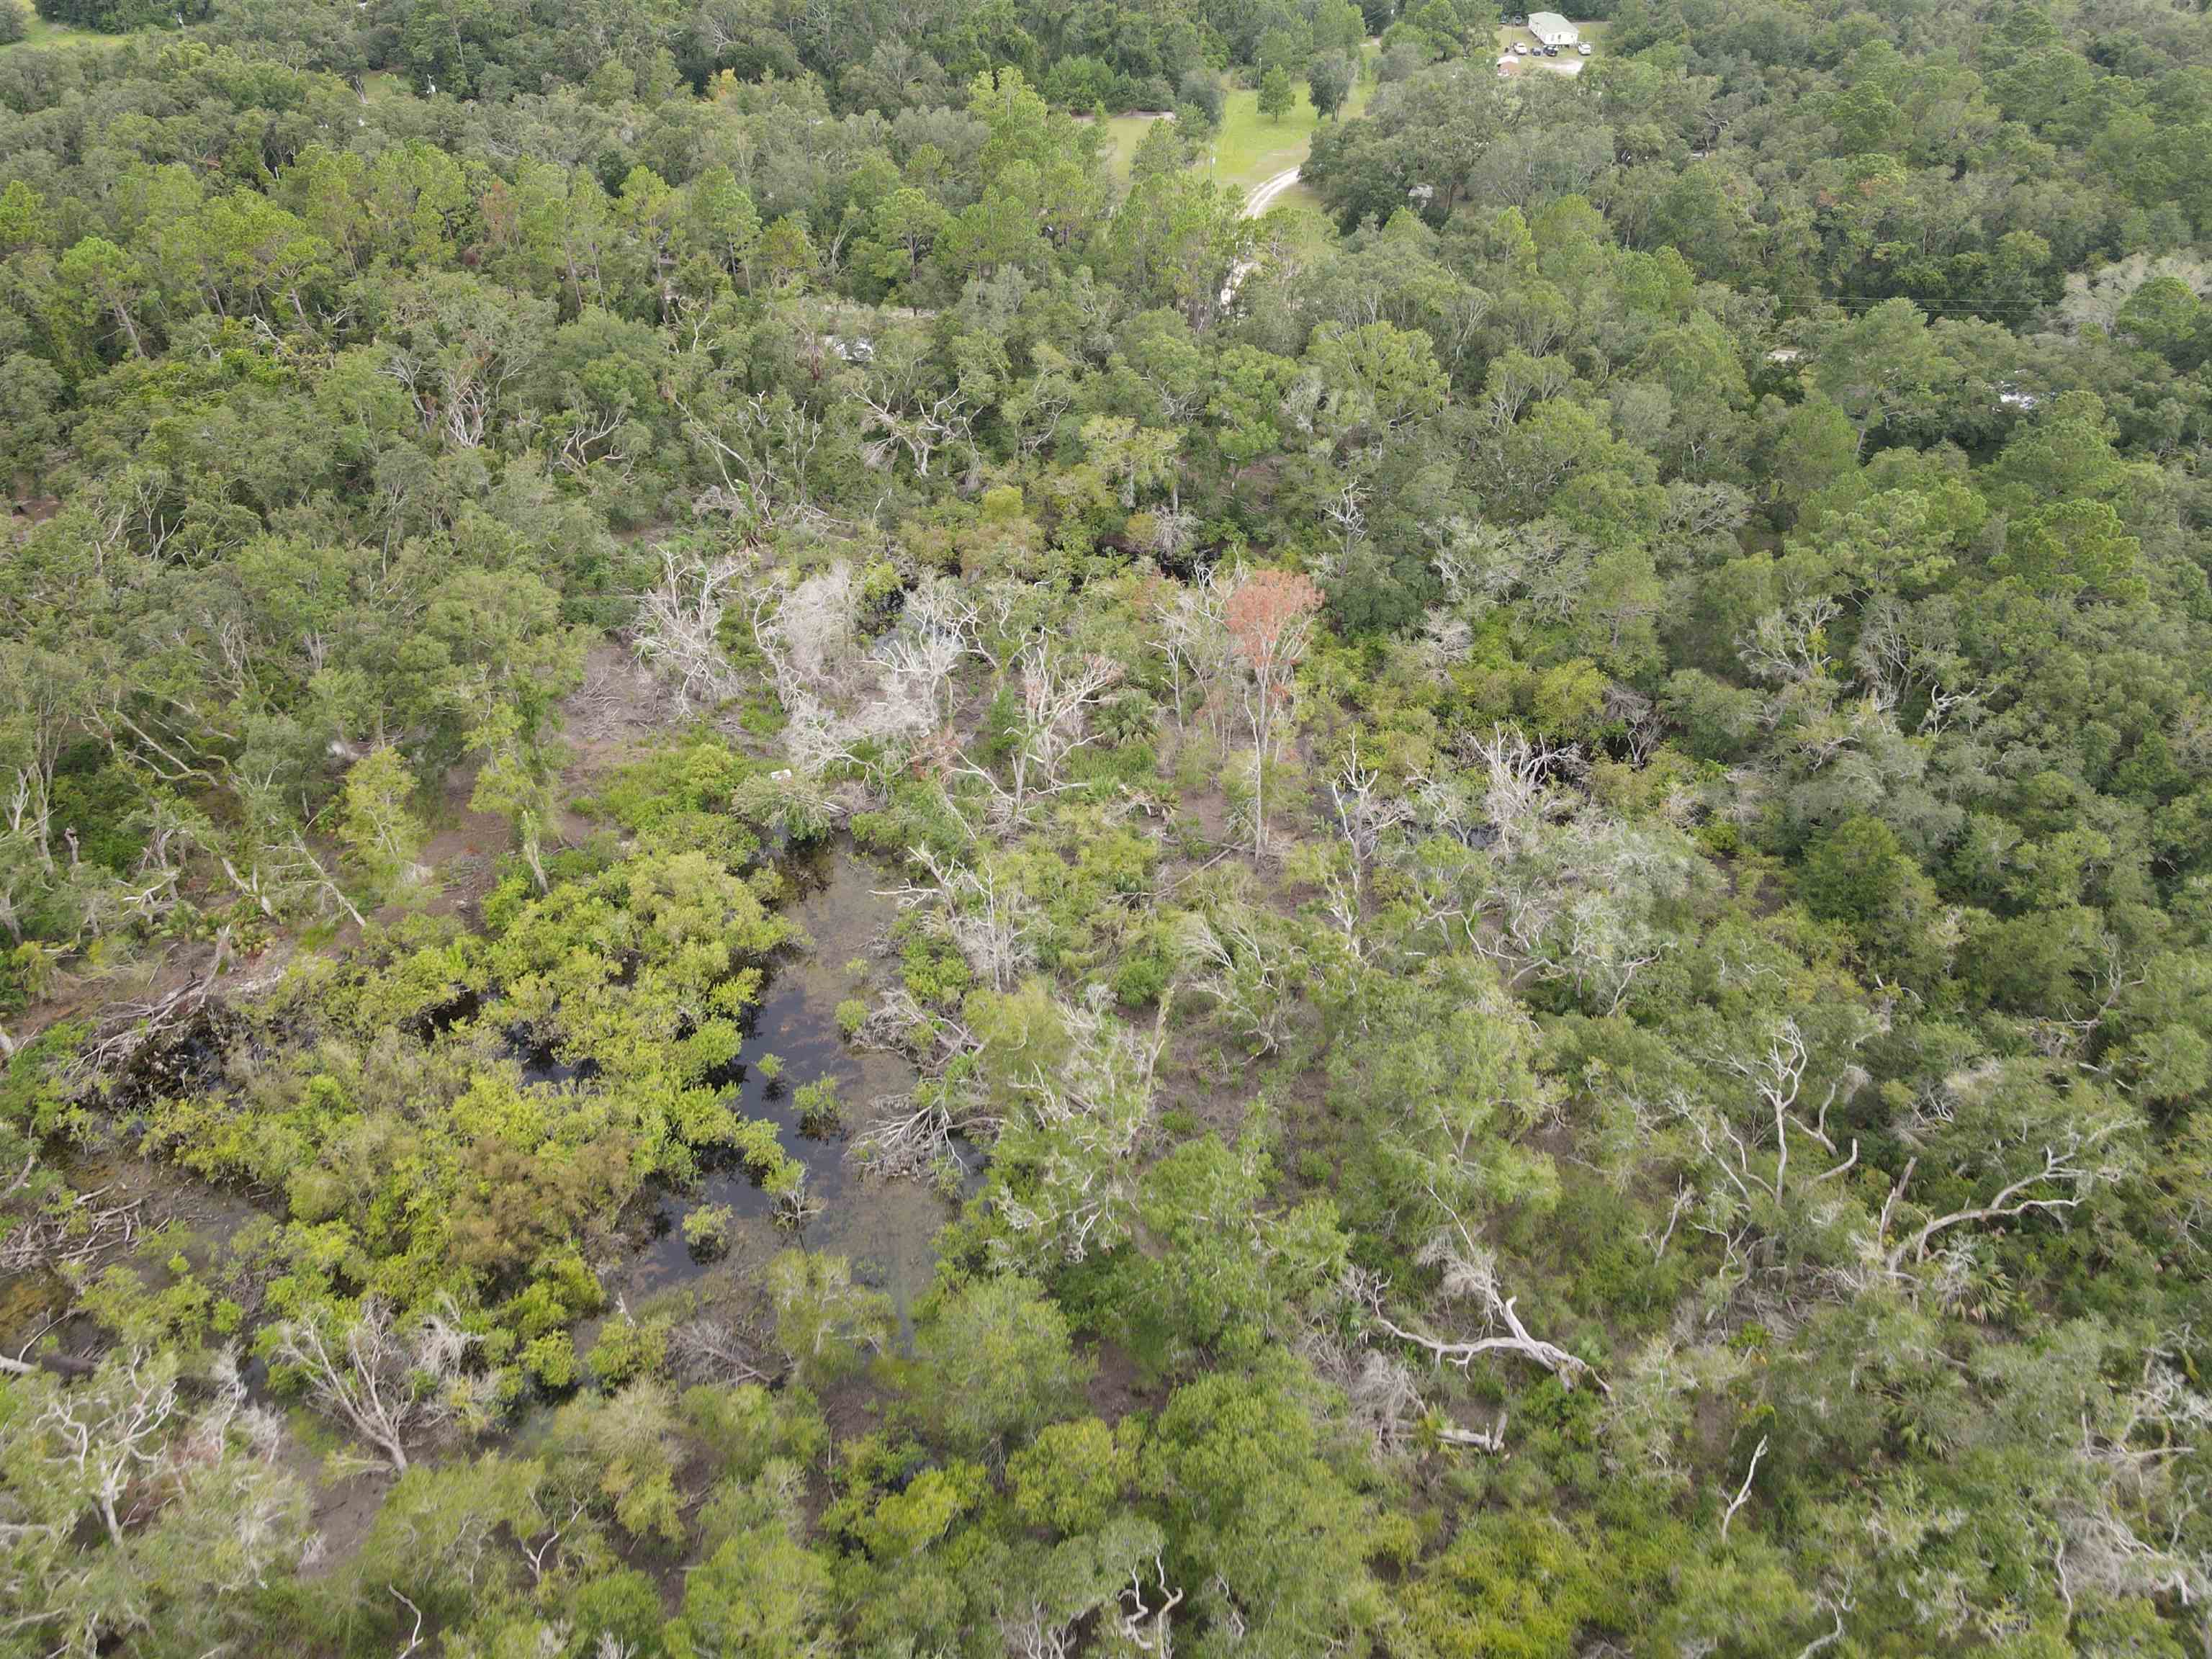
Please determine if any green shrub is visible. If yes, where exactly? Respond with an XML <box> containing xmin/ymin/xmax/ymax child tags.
<box><xmin>683</xmin><ymin>1203</ymin><xmax>735</xmax><ymax>1258</ymax></box>
<box><xmin>793</xmin><ymin>1077</ymin><xmax>845</xmax><ymax>1136</ymax></box>
<box><xmin>588</xmin><ymin>1310</ymin><xmax>673</xmax><ymax>1386</ymax></box>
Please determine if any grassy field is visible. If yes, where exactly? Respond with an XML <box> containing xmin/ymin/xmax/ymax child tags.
<box><xmin>1100</xmin><ymin>111</ymin><xmax>1166</xmax><ymax>185</ymax></box>
<box><xmin>1208</xmin><ymin>84</ymin><xmax>1326</xmax><ymax>192</ymax></box>
<box><xmin>1099</xmin><ymin>43</ymin><xmax>1380</xmax><ymax>202</ymax></box>
<box><xmin>1270</xmin><ymin>179</ymin><xmax>1332</xmax><ymax>215</ymax></box>
<box><xmin>1209</xmin><ymin>47</ymin><xmax>1379</xmax><ymax>194</ymax></box>
<box><xmin>1</xmin><ymin>9</ymin><xmax>106</xmax><ymax>48</ymax></box>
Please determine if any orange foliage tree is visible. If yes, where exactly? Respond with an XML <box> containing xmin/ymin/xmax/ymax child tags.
<box><xmin>1225</xmin><ymin>569</ymin><xmax>1324</xmax><ymax>856</ymax></box>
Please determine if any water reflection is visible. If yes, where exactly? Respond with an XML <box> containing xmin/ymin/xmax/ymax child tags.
<box><xmin>617</xmin><ymin>850</ymin><xmax>956</xmax><ymax>1331</ymax></box>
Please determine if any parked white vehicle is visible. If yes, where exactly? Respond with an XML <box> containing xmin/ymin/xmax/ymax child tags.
<box><xmin>1578</xmin><ymin>40</ymin><xmax>1593</xmax><ymax>53</ymax></box>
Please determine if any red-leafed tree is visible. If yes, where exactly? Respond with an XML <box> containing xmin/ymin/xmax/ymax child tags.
<box><xmin>1226</xmin><ymin>569</ymin><xmax>1324</xmax><ymax>856</ymax></box>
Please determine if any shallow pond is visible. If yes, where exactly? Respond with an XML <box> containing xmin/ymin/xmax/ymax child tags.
<box><xmin>609</xmin><ymin>848</ymin><xmax>959</xmax><ymax>1328</ymax></box>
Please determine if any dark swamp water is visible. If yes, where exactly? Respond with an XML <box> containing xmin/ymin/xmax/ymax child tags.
<box><xmin>591</xmin><ymin>848</ymin><xmax>961</xmax><ymax>1326</ymax></box>
<box><xmin>0</xmin><ymin>850</ymin><xmax>960</xmax><ymax>1376</ymax></box>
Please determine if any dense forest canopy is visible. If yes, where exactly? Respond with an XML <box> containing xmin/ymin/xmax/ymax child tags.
<box><xmin>6</xmin><ymin>0</ymin><xmax>2212</xmax><ymax>1652</ymax></box>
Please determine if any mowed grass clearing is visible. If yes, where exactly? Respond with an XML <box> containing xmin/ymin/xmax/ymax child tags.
<box><xmin>1208</xmin><ymin>45</ymin><xmax>1378</xmax><ymax>194</ymax></box>
<box><xmin>1100</xmin><ymin>111</ymin><xmax>1167</xmax><ymax>185</ymax></box>
<box><xmin>1</xmin><ymin>10</ymin><xmax>108</xmax><ymax>48</ymax></box>
<box><xmin>1269</xmin><ymin>179</ymin><xmax>1332</xmax><ymax>215</ymax></box>
<box><xmin>1097</xmin><ymin>42</ymin><xmax>1379</xmax><ymax>199</ymax></box>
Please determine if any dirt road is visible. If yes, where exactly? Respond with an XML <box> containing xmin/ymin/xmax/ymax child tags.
<box><xmin>1243</xmin><ymin>166</ymin><xmax>1303</xmax><ymax>217</ymax></box>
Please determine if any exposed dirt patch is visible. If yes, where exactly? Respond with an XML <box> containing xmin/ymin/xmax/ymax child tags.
<box><xmin>1086</xmin><ymin>1338</ymin><xmax>1154</xmax><ymax>1424</ymax></box>
<box><xmin>564</xmin><ymin>642</ymin><xmax>673</xmax><ymax>765</ymax></box>
<box><xmin>400</xmin><ymin>645</ymin><xmax>678</xmax><ymax>918</ymax></box>
<box><xmin>1176</xmin><ymin>786</ymin><xmax>1233</xmax><ymax>850</ymax></box>
<box><xmin>6</xmin><ymin>496</ymin><xmax>60</xmax><ymax>537</ymax></box>
<box><xmin>412</xmin><ymin>764</ymin><xmax>514</xmax><ymax>923</ymax></box>
<box><xmin>554</xmin><ymin>642</ymin><xmax>681</xmax><ymax>845</ymax></box>
<box><xmin>1</xmin><ymin>1148</ymin><xmax>275</xmax><ymax>1366</ymax></box>
<box><xmin>297</xmin><ymin>1461</ymin><xmax>393</xmax><ymax>1580</ymax></box>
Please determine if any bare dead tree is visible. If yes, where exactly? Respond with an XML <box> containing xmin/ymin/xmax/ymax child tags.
<box><xmin>955</xmin><ymin>643</ymin><xmax>1122</xmax><ymax>828</ymax></box>
<box><xmin>1642</xmin><ymin>1184</ymin><xmax>1698</xmax><ymax>1262</ymax></box>
<box><xmin>873</xmin><ymin>595</ymin><xmax>971</xmax><ymax>723</ymax></box>
<box><xmin>680</xmin><ymin>559</ymin><xmax>938</xmax><ymax>788</ymax></box>
<box><xmin>552</xmin><ymin>407</ymin><xmax>634</xmax><ymax>481</ymax></box>
<box><xmin>1323</xmin><ymin>742</ymin><xmax>1415</xmax><ymax>945</ymax></box>
<box><xmin>2031</xmin><ymin>931</ymin><xmax>2147</xmax><ymax>1066</ymax></box>
<box><xmin>850</xmin><ymin>1085</ymin><xmax>984</xmax><ymax>1181</ymax></box>
<box><xmin>1363</xmin><ymin>1208</ymin><xmax>1605</xmax><ymax>1395</ymax></box>
<box><xmin>999</xmin><ymin>1599</ymin><xmax>1082</xmax><ymax>1659</ymax></box>
<box><xmin>857</xmin><ymin>381</ymin><xmax>974</xmax><ymax>478</ymax></box>
<box><xmin>1707</xmin><ymin>1017</ymin><xmax>1861</xmax><ymax>1210</ymax></box>
<box><xmin>1303</xmin><ymin>1331</ymin><xmax>1431</xmax><ymax>1459</ymax></box>
<box><xmin>267</xmin><ymin>1295</ymin><xmax>498</xmax><ymax>1473</ymax></box>
<box><xmin>880</xmin><ymin>844</ymin><xmax>1035</xmax><ymax>994</ymax></box>
<box><xmin>1152</xmin><ymin>566</ymin><xmax>1232</xmax><ymax>743</ymax></box>
<box><xmin>850</xmin><ymin>986</ymin><xmax>979</xmax><ymax>1072</ymax></box>
<box><xmin>1174</xmin><ymin>904</ymin><xmax>1300</xmax><ymax>1056</ymax></box>
<box><xmin>753</xmin><ymin>565</ymin><xmax>860</xmax><ymax>702</ymax></box>
<box><xmin>676</xmin><ymin>389</ymin><xmax>824</xmax><ymax>527</ymax></box>
<box><xmin>1327</xmin><ymin>747</ymin><xmax>1416</xmax><ymax>871</ymax></box>
<box><xmin>1879</xmin><ymin>1121</ymin><xmax>2131</xmax><ymax>1276</ymax></box>
<box><xmin>518</xmin><ymin>1498</ymin><xmax>591</xmax><ymax>1586</ymax></box>
<box><xmin>1462</xmin><ymin>724</ymin><xmax>1571</xmax><ymax>858</ymax></box>
<box><xmin>670</xmin><ymin>1313</ymin><xmax>777</xmax><ymax>1385</ymax></box>
<box><xmin>773</xmin><ymin>1170</ymin><xmax>826</xmax><ymax>1233</ymax></box>
<box><xmin>30</xmin><ymin>1349</ymin><xmax>180</xmax><ymax>1544</ymax></box>
<box><xmin>1369</xmin><ymin>1285</ymin><xmax>1602</xmax><ymax>1394</ymax></box>
<box><xmin>1719</xmin><ymin>1434</ymin><xmax>1768</xmax><ymax>1539</ymax></box>
<box><xmin>1791</xmin><ymin>1588</ymin><xmax>1855</xmax><ymax>1659</ymax></box>
<box><xmin>1435</xmin><ymin>1415</ymin><xmax>1511</xmax><ymax>1453</ymax></box>
<box><xmin>1415</xmin><ymin>781</ymin><xmax>1686</xmax><ymax>1017</ymax></box>
<box><xmin>391</xmin><ymin>1588</ymin><xmax>426</xmax><ymax>1659</ymax></box>
<box><xmin>1005</xmin><ymin>361</ymin><xmax>1077</xmax><ymax>461</ymax></box>
<box><xmin>1606</xmin><ymin>683</ymin><xmax>1665</xmax><ymax>767</ymax></box>
<box><xmin>1853</xmin><ymin>593</ymin><xmax>1980</xmax><ymax>734</ymax></box>
<box><xmin>631</xmin><ymin>548</ymin><xmax>750</xmax><ymax>711</ymax></box>
<box><xmin>62</xmin><ymin>927</ymin><xmax>245</xmax><ymax>1087</ymax></box>
<box><xmin>1737</xmin><ymin>595</ymin><xmax>1840</xmax><ymax>688</ymax></box>
<box><xmin>1317</xmin><ymin>474</ymin><xmax>1370</xmax><ymax>573</ymax></box>
<box><xmin>1118</xmin><ymin>1557</ymin><xmax>1184</xmax><ymax>1658</ymax></box>
<box><xmin>993</xmin><ymin>992</ymin><xmax>1166</xmax><ymax>1266</ymax></box>
<box><xmin>0</xmin><ymin>1179</ymin><xmax>145</xmax><ymax>1274</ymax></box>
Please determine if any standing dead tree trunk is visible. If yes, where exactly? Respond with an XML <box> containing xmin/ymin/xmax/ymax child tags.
<box><xmin>954</xmin><ymin>643</ymin><xmax>1121</xmax><ymax>830</ymax></box>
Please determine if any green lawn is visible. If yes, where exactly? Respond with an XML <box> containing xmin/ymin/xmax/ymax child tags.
<box><xmin>2</xmin><ymin>9</ymin><xmax>107</xmax><ymax>48</ymax></box>
<box><xmin>1096</xmin><ymin>43</ymin><xmax>1380</xmax><ymax>199</ymax></box>
<box><xmin>1100</xmin><ymin>112</ymin><xmax>1166</xmax><ymax>185</ymax></box>
<box><xmin>1208</xmin><ymin>46</ymin><xmax>1377</xmax><ymax>194</ymax></box>
<box><xmin>1208</xmin><ymin>85</ymin><xmax>1325</xmax><ymax>194</ymax></box>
